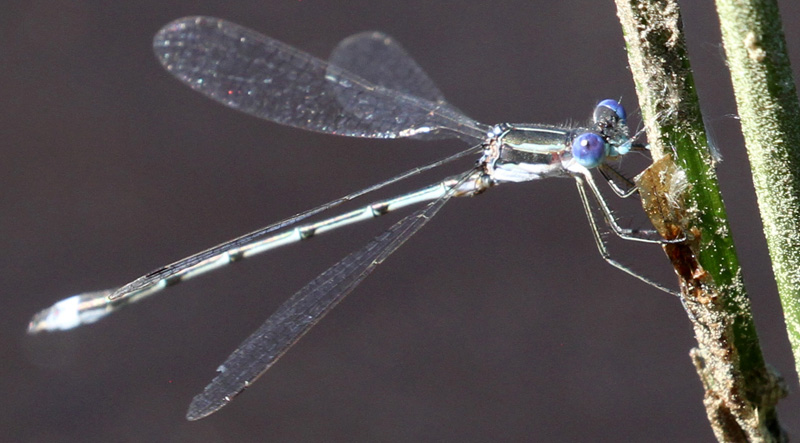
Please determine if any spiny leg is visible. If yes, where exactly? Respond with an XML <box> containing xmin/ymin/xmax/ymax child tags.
<box><xmin>577</xmin><ymin>168</ymin><xmax>671</xmax><ymax>244</ymax></box>
<box><xmin>599</xmin><ymin>163</ymin><xmax>639</xmax><ymax>198</ymax></box>
<box><xmin>573</xmin><ymin>174</ymin><xmax>679</xmax><ymax>296</ymax></box>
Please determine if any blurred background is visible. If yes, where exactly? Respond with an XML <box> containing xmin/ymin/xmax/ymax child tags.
<box><xmin>4</xmin><ymin>0</ymin><xmax>800</xmax><ymax>441</ymax></box>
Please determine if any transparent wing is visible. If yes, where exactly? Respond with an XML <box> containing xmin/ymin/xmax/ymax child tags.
<box><xmin>328</xmin><ymin>31</ymin><xmax>446</xmax><ymax>105</ymax></box>
<box><xmin>327</xmin><ymin>31</ymin><xmax>473</xmax><ymax>140</ymax></box>
<box><xmin>185</xmin><ymin>172</ymin><xmax>465</xmax><ymax>420</ymax></box>
<box><xmin>154</xmin><ymin>17</ymin><xmax>489</xmax><ymax>142</ymax></box>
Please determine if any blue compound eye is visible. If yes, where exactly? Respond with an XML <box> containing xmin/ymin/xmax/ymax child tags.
<box><xmin>572</xmin><ymin>132</ymin><xmax>608</xmax><ymax>168</ymax></box>
<box><xmin>594</xmin><ymin>99</ymin><xmax>627</xmax><ymax>124</ymax></box>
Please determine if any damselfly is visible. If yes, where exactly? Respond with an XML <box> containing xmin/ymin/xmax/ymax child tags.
<box><xmin>28</xmin><ymin>16</ymin><xmax>673</xmax><ymax>420</ymax></box>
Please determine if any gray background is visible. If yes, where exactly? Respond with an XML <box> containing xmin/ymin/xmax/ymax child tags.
<box><xmin>4</xmin><ymin>0</ymin><xmax>800</xmax><ymax>441</ymax></box>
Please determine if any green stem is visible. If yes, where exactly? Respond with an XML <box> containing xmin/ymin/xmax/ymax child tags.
<box><xmin>613</xmin><ymin>1</ymin><xmax>786</xmax><ymax>441</ymax></box>
<box><xmin>716</xmin><ymin>0</ymin><xmax>800</xmax><ymax>388</ymax></box>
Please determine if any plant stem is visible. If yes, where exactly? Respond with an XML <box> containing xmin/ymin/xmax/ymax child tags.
<box><xmin>613</xmin><ymin>1</ymin><xmax>786</xmax><ymax>441</ymax></box>
<box><xmin>716</xmin><ymin>0</ymin><xmax>800</xmax><ymax>388</ymax></box>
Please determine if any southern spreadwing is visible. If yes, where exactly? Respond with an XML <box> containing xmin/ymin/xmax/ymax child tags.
<box><xmin>28</xmin><ymin>16</ymin><xmax>675</xmax><ymax>420</ymax></box>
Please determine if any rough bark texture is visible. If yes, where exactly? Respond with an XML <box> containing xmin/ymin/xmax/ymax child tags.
<box><xmin>614</xmin><ymin>1</ymin><xmax>787</xmax><ymax>441</ymax></box>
